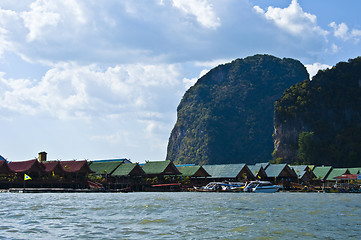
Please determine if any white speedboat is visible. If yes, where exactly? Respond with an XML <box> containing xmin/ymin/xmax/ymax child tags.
<box><xmin>243</xmin><ymin>181</ymin><xmax>281</xmax><ymax>193</ymax></box>
<box><xmin>196</xmin><ymin>182</ymin><xmax>246</xmax><ymax>192</ymax></box>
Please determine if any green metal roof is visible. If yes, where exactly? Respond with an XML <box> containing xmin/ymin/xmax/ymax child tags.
<box><xmin>177</xmin><ymin>166</ymin><xmax>210</xmax><ymax>177</ymax></box>
<box><xmin>289</xmin><ymin>165</ymin><xmax>308</xmax><ymax>171</ymax></box>
<box><xmin>326</xmin><ymin>168</ymin><xmax>350</xmax><ymax>181</ymax></box>
<box><xmin>308</xmin><ymin>165</ymin><xmax>315</xmax><ymax>171</ymax></box>
<box><xmin>256</xmin><ymin>162</ymin><xmax>270</xmax><ymax>168</ymax></box>
<box><xmin>202</xmin><ymin>164</ymin><xmax>247</xmax><ymax>179</ymax></box>
<box><xmin>312</xmin><ymin>166</ymin><xmax>332</xmax><ymax>180</ymax></box>
<box><xmin>247</xmin><ymin>164</ymin><xmax>268</xmax><ymax>179</ymax></box>
<box><xmin>247</xmin><ymin>165</ymin><xmax>258</xmax><ymax>174</ymax></box>
<box><xmin>247</xmin><ymin>165</ymin><xmax>262</xmax><ymax>176</ymax></box>
<box><xmin>141</xmin><ymin>160</ymin><xmax>180</xmax><ymax>175</ymax></box>
<box><xmin>348</xmin><ymin>168</ymin><xmax>361</xmax><ymax>174</ymax></box>
<box><xmin>112</xmin><ymin>163</ymin><xmax>145</xmax><ymax>176</ymax></box>
<box><xmin>91</xmin><ymin>158</ymin><xmax>130</xmax><ymax>163</ymax></box>
<box><xmin>177</xmin><ymin>166</ymin><xmax>200</xmax><ymax>176</ymax></box>
<box><xmin>88</xmin><ymin>161</ymin><xmax>123</xmax><ymax>175</ymax></box>
<box><xmin>264</xmin><ymin>164</ymin><xmax>287</xmax><ymax>177</ymax></box>
<box><xmin>290</xmin><ymin>165</ymin><xmax>308</xmax><ymax>179</ymax></box>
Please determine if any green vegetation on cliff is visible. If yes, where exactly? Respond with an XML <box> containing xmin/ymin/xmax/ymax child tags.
<box><xmin>167</xmin><ymin>54</ymin><xmax>309</xmax><ymax>165</ymax></box>
<box><xmin>274</xmin><ymin>57</ymin><xmax>361</xmax><ymax>167</ymax></box>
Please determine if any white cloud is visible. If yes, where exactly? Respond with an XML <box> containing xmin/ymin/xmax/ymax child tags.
<box><xmin>0</xmin><ymin>63</ymin><xmax>181</xmax><ymax>120</ymax></box>
<box><xmin>20</xmin><ymin>0</ymin><xmax>61</xmax><ymax>41</ymax></box>
<box><xmin>90</xmin><ymin>132</ymin><xmax>124</xmax><ymax>145</ymax></box>
<box><xmin>19</xmin><ymin>0</ymin><xmax>86</xmax><ymax>42</ymax></box>
<box><xmin>0</xmin><ymin>0</ymin><xmax>333</xmax><ymax>68</ymax></box>
<box><xmin>351</xmin><ymin>29</ymin><xmax>361</xmax><ymax>36</ymax></box>
<box><xmin>329</xmin><ymin>21</ymin><xmax>361</xmax><ymax>42</ymax></box>
<box><xmin>329</xmin><ymin>22</ymin><xmax>348</xmax><ymax>40</ymax></box>
<box><xmin>0</xmin><ymin>8</ymin><xmax>18</xmax><ymax>56</ymax></box>
<box><xmin>0</xmin><ymin>8</ymin><xmax>18</xmax><ymax>25</ymax></box>
<box><xmin>170</xmin><ymin>0</ymin><xmax>220</xmax><ymax>29</ymax></box>
<box><xmin>305</xmin><ymin>63</ymin><xmax>331</xmax><ymax>79</ymax></box>
<box><xmin>254</xmin><ymin>0</ymin><xmax>328</xmax><ymax>38</ymax></box>
<box><xmin>331</xmin><ymin>43</ymin><xmax>339</xmax><ymax>53</ymax></box>
<box><xmin>0</xmin><ymin>1</ymin><xmax>226</xmax><ymax>65</ymax></box>
<box><xmin>253</xmin><ymin>6</ymin><xmax>264</xmax><ymax>15</ymax></box>
<box><xmin>0</xmin><ymin>27</ymin><xmax>11</xmax><ymax>56</ymax></box>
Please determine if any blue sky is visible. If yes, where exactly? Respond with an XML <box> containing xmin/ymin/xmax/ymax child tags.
<box><xmin>0</xmin><ymin>0</ymin><xmax>360</xmax><ymax>162</ymax></box>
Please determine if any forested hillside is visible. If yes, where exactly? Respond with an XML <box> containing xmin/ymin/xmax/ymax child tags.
<box><xmin>273</xmin><ymin>57</ymin><xmax>361</xmax><ymax>167</ymax></box>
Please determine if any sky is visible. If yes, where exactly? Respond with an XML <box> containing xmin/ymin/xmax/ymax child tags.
<box><xmin>1</xmin><ymin>0</ymin><xmax>361</xmax><ymax>162</ymax></box>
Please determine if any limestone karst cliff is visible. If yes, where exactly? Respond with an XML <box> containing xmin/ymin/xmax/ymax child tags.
<box><xmin>167</xmin><ymin>54</ymin><xmax>309</xmax><ymax>165</ymax></box>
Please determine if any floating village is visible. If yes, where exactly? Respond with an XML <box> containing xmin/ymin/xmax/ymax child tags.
<box><xmin>0</xmin><ymin>152</ymin><xmax>360</xmax><ymax>193</ymax></box>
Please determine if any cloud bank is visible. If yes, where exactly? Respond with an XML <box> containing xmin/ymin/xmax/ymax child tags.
<box><xmin>0</xmin><ymin>63</ymin><xmax>181</xmax><ymax>120</ymax></box>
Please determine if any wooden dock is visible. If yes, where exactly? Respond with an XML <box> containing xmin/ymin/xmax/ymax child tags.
<box><xmin>4</xmin><ymin>187</ymin><xmax>132</xmax><ymax>193</ymax></box>
<box><xmin>7</xmin><ymin>188</ymin><xmax>96</xmax><ymax>193</ymax></box>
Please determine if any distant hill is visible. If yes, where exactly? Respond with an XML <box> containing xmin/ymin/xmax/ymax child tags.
<box><xmin>273</xmin><ymin>57</ymin><xmax>361</xmax><ymax>167</ymax></box>
<box><xmin>167</xmin><ymin>54</ymin><xmax>309</xmax><ymax>165</ymax></box>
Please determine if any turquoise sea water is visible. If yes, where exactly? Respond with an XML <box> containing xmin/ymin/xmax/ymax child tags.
<box><xmin>0</xmin><ymin>192</ymin><xmax>360</xmax><ymax>239</ymax></box>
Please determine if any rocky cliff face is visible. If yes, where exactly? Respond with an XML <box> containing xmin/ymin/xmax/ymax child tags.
<box><xmin>273</xmin><ymin>57</ymin><xmax>361</xmax><ymax>167</ymax></box>
<box><xmin>273</xmin><ymin>112</ymin><xmax>311</xmax><ymax>161</ymax></box>
<box><xmin>167</xmin><ymin>54</ymin><xmax>309</xmax><ymax>165</ymax></box>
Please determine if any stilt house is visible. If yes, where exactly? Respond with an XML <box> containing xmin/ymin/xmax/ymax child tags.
<box><xmin>176</xmin><ymin>165</ymin><xmax>210</xmax><ymax>186</ymax></box>
<box><xmin>290</xmin><ymin>165</ymin><xmax>316</xmax><ymax>183</ymax></box>
<box><xmin>202</xmin><ymin>164</ymin><xmax>254</xmax><ymax>182</ymax></box>
<box><xmin>111</xmin><ymin>163</ymin><xmax>146</xmax><ymax>190</ymax></box>
<box><xmin>141</xmin><ymin>160</ymin><xmax>181</xmax><ymax>185</ymax></box>
<box><xmin>0</xmin><ymin>160</ymin><xmax>12</xmax><ymax>175</ymax></box>
<box><xmin>59</xmin><ymin>160</ymin><xmax>93</xmax><ymax>188</ymax></box>
<box><xmin>264</xmin><ymin>164</ymin><xmax>297</xmax><ymax>187</ymax></box>
<box><xmin>247</xmin><ymin>163</ymin><xmax>268</xmax><ymax>180</ymax></box>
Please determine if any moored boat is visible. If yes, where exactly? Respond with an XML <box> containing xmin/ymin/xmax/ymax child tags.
<box><xmin>195</xmin><ymin>182</ymin><xmax>246</xmax><ymax>192</ymax></box>
<box><xmin>243</xmin><ymin>181</ymin><xmax>282</xmax><ymax>193</ymax></box>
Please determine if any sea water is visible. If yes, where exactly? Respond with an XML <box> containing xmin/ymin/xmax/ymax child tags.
<box><xmin>0</xmin><ymin>192</ymin><xmax>360</xmax><ymax>239</ymax></box>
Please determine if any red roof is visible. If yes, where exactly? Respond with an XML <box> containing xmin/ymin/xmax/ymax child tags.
<box><xmin>42</xmin><ymin>161</ymin><xmax>61</xmax><ymax>172</ymax></box>
<box><xmin>8</xmin><ymin>159</ymin><xmax>44</xmax><ymax>173</ymax></box>
<box><xmin>59</xmin><ymin>160</ymin><xmax>93</xmax><ymax>173</ymax></box>
<box><xmin>334</xmin><ymin>174</ymin><xmax>358</xmax><ymax>180</ymax></box>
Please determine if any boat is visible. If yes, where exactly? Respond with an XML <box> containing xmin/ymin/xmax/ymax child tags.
<box><xmin>145</xmin><ymin>183</ymin><xmax>182</xmax><ymax>192</ymax></box>
<box><xmin>243</xmin><ymin>181</ymin><xmax>282</xmax><ymax>193</ymax></box>
<box><xmin>195</xmin><ymin>182</ymin><xmax>246</xmax><ymax>192</ymax></box>
<box><xmin>227</xmin><ymin>182</ymin><xmax>246</xmax><ymax>191</ymax></box>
